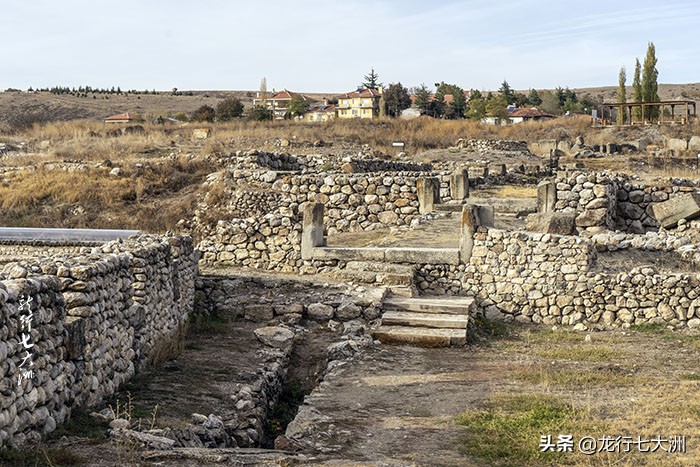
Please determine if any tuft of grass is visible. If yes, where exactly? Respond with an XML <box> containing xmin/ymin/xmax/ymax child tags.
<box><xmin>189</xmin><ymin>312</ymin><xmax>229</xmax><ymax>335</ymax></box>
<box><xmin>536</xmin><ymin>346</ymin><xmax>619</xmax><ymax>363</ymax></box>
<box><xmin>512</xmin><ymin>365</ymin><xmax>637</xmax><ymax>388</ymax></box>
<box><xmin>456</xmin><ymin>393</ymin><xmax>602</xmax><ymax>466</ymax></box>
<box><xmin>0</xmin><ymin>447</ymin><xmax>86</xmax><ymax>466</ymax></box>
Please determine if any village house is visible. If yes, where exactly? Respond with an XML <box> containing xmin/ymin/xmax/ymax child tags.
<box><xmin>253</xmin><ymin>89</ymin><xmax>309</xmax><ymax>120</ymax></box>
<box><xmin>336</xmin><ymin>87</ymin><xmax>382</xmax><ymax>119</ymax></box>
<box><xmin>508</xmin><ymin>107</ymin><xmax>555</xmax><ymax>124</ymax></box>
<box><xmin>104</xmin><ymin>112</ymin><xmax>134</xmax><ymax>124</ymax></box>
<box><xmin>305</xmin><ymin>101</ymin><xmax>336</xmax><ymax>122</ymax></box>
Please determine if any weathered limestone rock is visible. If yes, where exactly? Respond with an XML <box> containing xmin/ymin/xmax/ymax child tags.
<box><xmin>449</xmin><ymin>169</ymin><xmax>469</xmax><ymax>201</ymax></box>
<box><xmin>575</xmin><ymin>208</ymin><xmax>608</xmax><ymax>227</ymax></box>
<box><xmin>650</xmin><ymin>193</ymin><xmax>700</xmax><ymax>228</ymax></box>
<box><xmin>192</xmin><ymin>128</ymin><xmax>211</xmax><ymax>140</ymax></box>
<box><xmin>417</xmin><ymin>177</ymin><xmax>439</xmax><ymax>214</ymax></box>
<box><xmin>307</xmin><ymin>303</ymin><xmax>334</xmax><ymax>321</ymax></box>
<box><xmin>301</xmin><ymin>203</ymin><xmax>325</xmax><ymax>260</ymax></box>
<box><xmin>525</xmin><ymin>212</ymin><xmax>576</xmax><ymax>235</ymax></box>
<box><xmin>537</xmin><ymin>180</ymin><xmax>557</xmax><ymax>213</ymax></box>
<box><xmin>254</xmin><ymin>326</ymin><xmax>295</xmax><ymax>349</ymax></box>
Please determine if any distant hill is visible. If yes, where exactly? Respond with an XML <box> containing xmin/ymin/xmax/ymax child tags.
<box><xmin>1</xmin><ymin>83</ymin><xmax>698</xmax><ymax>130</ymax></box>
<box><xmin>555</xmin><ymin>83</ymin><xmax>700</xmax><ymax>104</ymax></box>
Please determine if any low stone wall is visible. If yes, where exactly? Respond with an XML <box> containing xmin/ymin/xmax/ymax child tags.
<box><xmin>553</xmin><ymin>171</ymin><xmax>698</xmax><ymax>232</ymax></box>
<box><xmin>0</xmin><ymin>234</ymin><xmax>196</xmax><ymax>448</ymax></box>
<box><xmin>413</xmin><ymin>226</ymin><xmax>700</xmax><ymax>330</ymax></box>
<box><xmin>456</xmin><ymin>139</ymin><xmax>529</xmax><ymax>152</ymax></box>
<box><xmin>0</xmin><ymin>243</ymin><xmax>92</xmax><ymax>264</ymax></box>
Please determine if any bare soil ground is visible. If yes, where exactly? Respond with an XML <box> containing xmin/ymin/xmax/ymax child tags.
<box><xmin>31</xmin><ymin>317</ymin><xmax>700</xmax><ymax>466</ymax></box>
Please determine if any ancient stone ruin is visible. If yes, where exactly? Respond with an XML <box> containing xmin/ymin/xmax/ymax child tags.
<box><xmin>2</xmin><ymin>138</ymin><xmax>700</xmax><ymax>462</ymax></box>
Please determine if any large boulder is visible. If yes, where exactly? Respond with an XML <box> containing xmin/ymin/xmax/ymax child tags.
<box><xmin>650</xmin><ymin>192</ymin><xmax>700</xmax><ymax>228</ymax></box>
<box><xmin>525</xmin><ymin>212</ymin><xmax>576</xmax><ymax>235</ymax></box>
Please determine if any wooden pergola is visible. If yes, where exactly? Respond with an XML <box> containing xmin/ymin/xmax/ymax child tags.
<box><xmin>601</xmin><ymin>100</ymin><xmax>696</xmax><ymax>125</ymax></box>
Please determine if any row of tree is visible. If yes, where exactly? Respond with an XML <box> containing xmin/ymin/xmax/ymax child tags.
<box><xmin>616</xmin><ymin>42</ymin><xmax>659</xmax><ymax>123</ymax></box>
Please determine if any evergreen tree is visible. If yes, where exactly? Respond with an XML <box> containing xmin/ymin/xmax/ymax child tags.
<box><xmin>527</xmin><ymin>89</ymin><xmax>542</xmax><ymax>106</ymax></box>
<box><xmin>362</xmin><ymin>68</ymin><xmax>381</xmax><ymax>90</ymax></box>
<box><xmin>413</xmin><ymin>84</ymin><xmax>432</xmax><ymax>116</ymax></box>
<box><xmin>383</xmin><ymin>82</ymin><xmax>412</xmax><ymax>117</ymax></box>
<box><xmin>632</xmin><ymin>58</ymin><xmax>642</xmax><ymax>121</ymax></box>
<box><xmin>641</xmin><ymin>42</ymin><xmax>659</xmax><ymax>120</ymax></box>
<box><xmin>467</xmin><ymin>90</ymin><xmax>486</xmax><ymax>121</ymax></box>
<box><xmin>287</xmin><ymin>94</ymin><xmax>308</xmax><ymax>119</ymax></box>
<box><xmin>498</xmin><ymin>80</ymin><xmax>516</xmax><ymax>105</ymax></box>
<box><xmin>617</xmin><ymin>66</ymin><xmax>627</xmax><ymax>124</ymax></box>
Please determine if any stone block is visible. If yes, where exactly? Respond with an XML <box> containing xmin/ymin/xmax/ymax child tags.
<box><xmin>449</xmin><ymin>169</ymin><xmax>469</xmax><ymax>201</ymax></box>
<box><xmin>537</xmin><ymin>180</ymin><xmax>556</xmax><ymax>213</ymax></box>
<box><xmin>525</xmin><ymin>212</ymin><xmax>576</xmax><ymax>235</ymax></box>
<box><xmin>650</xmin><ymin>192</ymin><xmax>700</xmax><ymax>228</ymax></box>
<box><xmin>417</xmin><ymin>177</ymin><xmax>439</xmax><ymax>214</ymax></box>
<box><xmin>301</xmin><ymin>203</ymin><xmax>325</xmax><ymax>260</ymax></box>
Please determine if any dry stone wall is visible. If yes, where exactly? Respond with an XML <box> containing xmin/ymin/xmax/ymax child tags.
<box><xmin>0</xmin><ymin>234</ymin><xmax>196</xmax><ymax>448</ymax></box>
<box><xmin>554</xmin><ymin>171</ymin><xmax>699</xmax><ymax>232</ymax></box>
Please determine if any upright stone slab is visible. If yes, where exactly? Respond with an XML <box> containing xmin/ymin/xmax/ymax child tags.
<box><xmin>460</xmin><ymin>204</ymin><xmax>494</xmax><ymax>263</ymax></box>
<box><xmin>449</xmin><ymin>169</ymin><xmax>469</xmax><ymax>201</ymax></box>
<box><xmin>537</xmin><ymin>180</ymin><xmax>557</xmax><ymax>213</ymax></box>
<box><xmin>650</xmin><ymin>192</ymin><xmax>700</xmax><ymax>228</ymax></box>
<box><xmin>302</xmin><ymin>203</ymin><xmax>325</xmax><ymax>259</ymax></box>
<box><xmin>417</xmin><ymin>177</ymin><xmax>440</xmax><ymax>214</ymax></box>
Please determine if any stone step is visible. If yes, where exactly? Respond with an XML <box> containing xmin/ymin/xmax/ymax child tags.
<box><xmin>386</xmin><ymin>285</ymin><xmax>418</xmax><ymax>298</ymax></box>
<box><xmin>345</xmin><ymin>261</ymin><xmax>415</xmax><ymax>275</ymax></box>
<box><xmin>372</xmin><ymin>325</ymin><xmax>466</xmax><ymax>347</ymax></box>
<box><xmin>332</xmin><ymin>269</ymin><xmax>413</xmax><ymax>286</ymax></box>
<box><xmin>382</xmin><ymin>296</ymin><xmax>476</xmax><ymax>315</ymax></box>
<box><xmin>381</xmin><ymin>310</ymin><xmax>469</xmax><ymax>329</ymax></box>
<box><xmin>434</xmin><ymin>197</ymin><xmax>536</xmax><ymax>214</ymax></box>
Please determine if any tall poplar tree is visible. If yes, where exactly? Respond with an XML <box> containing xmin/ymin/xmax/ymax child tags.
<box><xmin>617</xmin><ymin>66</ymin><xmax>626</xmax><ymax>124</ymax></box>
<box><xmin>641</xmin><ymin>42</ymin><xmax>659</xmax><ymax>120</ymax></box>
<box><xmin>632</xmin><ymin>59</ymin><xmax>642</xmax><ymax>121</ymax></box>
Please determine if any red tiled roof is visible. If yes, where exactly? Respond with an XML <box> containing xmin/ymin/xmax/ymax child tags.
<box><xmin>104</xmin><ymin>112</ymin><xmax>133</xmax><ymax>121</ymax></box>
<box><xmin>338</xmin><ymin>88</ymin><xmax>382</xmax><ymax>99</ymax></box>
<box><xmin>510</xmin><ymin>108</ymin><xmax>554</xmax><ymax>118</ymax></box>
<box><xmin>269</xmin><ymin>89</ymin><xmax>307</xmax><ymax>101</ymax></box>
<box><xmin>309</xmin><ymin>104</ymin><xmax>335</xmax><ymax>112</ymax></box>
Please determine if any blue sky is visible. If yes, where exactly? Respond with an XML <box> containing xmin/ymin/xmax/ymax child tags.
<box><xmin>2</xmin><ymin>0</ymin><xmax>699</xmax><ymax>92</ymax></box>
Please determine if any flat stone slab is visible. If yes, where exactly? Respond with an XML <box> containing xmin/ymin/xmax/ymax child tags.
<box><xmin>383</xmin><ymin>296</ymin><xmax>476</xmax><ymax>315</ymax></box>
<box><xmin>650</xmin><ymin>192</ymin><xmax>700</xmax><ymax>228</ymax></box>
<box><xmin>311</xmin><ymin>247</ymin><xmax>460</xmax><ymax>265</ymax></box>
<box><xmin>381</xmin><ymin>311</ymin><xmax>469</xmax><ymax>329</ymax></box>
<box><xmin>372</xmin><ymin>325</ymin><xmax>466</xmax><ymax>347</ymax></box>
<box><xmin>383</xmin><ymin>247</ymin><xmax>460</xmax><ymax>265</ymax></box>
<box><xmin>525</xmin><ymin>212</ymin><xmax>576</xmax><ymax>235</ymax></box>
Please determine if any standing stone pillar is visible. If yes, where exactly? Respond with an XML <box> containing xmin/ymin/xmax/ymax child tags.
<box><xmin>302</xmin><ymin>203</ymin><xmax>325</xmax><ymax>260</ymax></box>
<box><xmin>449</xmin><ymin>169</ymin><xmax>469</xmax><ymax>202</ymax></box>
<box><xmin>537</xmin><ymin>180</ymin><xmax>557</xmax><ymax>213</ymax></box>
<box><xmin>499</xmin><ymin>164</ymin><xmax>507</xmax><ymax>176</ymax></box>
<box><xmin>417</xmin><ymin>177</ymin><xmax>440</xmax><ymax>214</ymax></box>
<box><xmin>460</xmin><ymin>204</ymin><xmax>495</xmax><ymax>264</ymax></box>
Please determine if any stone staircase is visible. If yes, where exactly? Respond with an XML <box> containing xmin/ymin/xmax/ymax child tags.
<box><xmin>372</xmin><ymin>295</ymin><xmax>476</xmax><ymax>348</ymax></box>
<box><xmin>330</xmin><ymin>261</ymin><xmax>417</xmax><ymax>294</ymax></box>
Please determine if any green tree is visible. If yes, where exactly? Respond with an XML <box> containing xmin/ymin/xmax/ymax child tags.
<box><xmin>632</xmin><ymin>58</ymin><xmax>642</xmax><ymax>121</ymax></box>
<box><xmin>435</xmin><ymin>82</ymin><xmax>466</xmax><ymax>119</ymax></box>
<box><xmin>362</xmin><ymin>68</ymin><xmax>381</xmax><ymax>90</ymax></box>
<box><xmin>467</xmin><ymin>90</ymin><xmax>486</xmax><ymax>121</ymax></box>
<box><xmin>191</xmin><ymin>104</ymin><xmax>216</xmax><ymax>122</ymax></box>
<box><xmin>431</xmin><ymin>88</ymin><xmax>446</xmax><ymax>118</ymax></box>
<box><xmin>539</xmin><ymin>90</ymin><xmax>561</xmax><ymax>115</ymax></box>
<box><xmin>486</xmin><ymin>94</ymin><xmax>509</xmax><ymax>120</ymax></box>
<box><xmin>287</xmin><ymin>94</ymin><xmax>308</xmax><ymax>118</ymax></box>
<box><xmin>498</xmin><ymin>80</ymin><xmax>516</xmax><ymax>105</ymax></box>
<box><xmin>216</xmin><ymin>97</ymin><xmax>244</xmax><ymax>121</ymax></box>
<box><xmin>413</xmin><ymin>84</ymin><xmax>433</xmax><ymax>116</ymax></box>
<box><xmin>248</xmin><ymin>106</ymin><xmax>273</xmax><ymax>121</ymax></box>
<box><xmin>617</xmin><ymin>66</ymin><xmax>627</xmax><ymax>124</ymax></box>
<box><xmin>641</xmin><ymin>42</ymin><xmax>659</xmax><ymax>120</ymax></box>
<box><xmin>383</xmin><ymin>82</ymin><xmax>412</xmax><ymax>117</ymax></box>
<box><xmin>527</xmin><ymin>88</ymin><xmax>542</xmax><ymax>106</ymax></box>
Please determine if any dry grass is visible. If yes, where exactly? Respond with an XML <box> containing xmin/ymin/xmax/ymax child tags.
<box><xmin>0</xmin><ymin>157</ymin><xmax>209</xmax><ymax>231</ymax></box>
